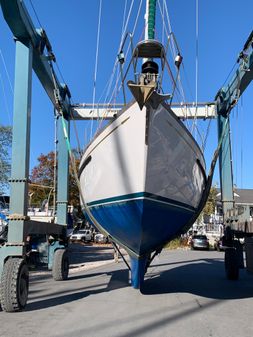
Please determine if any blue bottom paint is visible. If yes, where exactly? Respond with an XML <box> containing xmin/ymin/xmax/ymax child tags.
<box><xmin>84</xmin><ymin>195</ymin><xmax>196</xmax><ymax>289</ymax></box>
<box><xmin>130</xmin><ymin>255</ymin><xmax>148</xmax><ymax>289</ymax></box>
<box><xmin>87</xmin><ymin>196</ymin><xmax>195</xmax><ymax>256</ymax></box>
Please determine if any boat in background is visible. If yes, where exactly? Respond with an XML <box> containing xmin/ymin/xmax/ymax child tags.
<box><xmin>79</xmin><ymin>0</ymin><xmax>208</xmax><ymax>289</ymax></box>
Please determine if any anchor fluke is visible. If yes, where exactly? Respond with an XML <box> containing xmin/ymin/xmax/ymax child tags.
<box><xmin>127</xmin><ymin>80</ymin><xmax>156</xmax><ymax>110</ymax></box>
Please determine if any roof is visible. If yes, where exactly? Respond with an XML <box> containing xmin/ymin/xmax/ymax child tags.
<box><xmin>216</xmin><ymin>188</ymin><xmax>253</xmax><ymax>205</ymax></box>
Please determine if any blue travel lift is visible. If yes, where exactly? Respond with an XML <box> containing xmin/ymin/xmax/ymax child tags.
<box><xmin>1</xmin><ymin>0</ymin><xmax>253</xmax><ymax>312</ymax></box>
<box><xmin>0</xmin><ymin>0</ymin><xmax>71</xmax><ymax>312</ymax></box>
<box><xmin>215</xmin><ymin>31</ymin><xmax>253</xmax><ymax>280</ymax></box>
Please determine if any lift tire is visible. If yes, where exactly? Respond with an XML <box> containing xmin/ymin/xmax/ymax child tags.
<box><xmin>0</xmin><ymin>258</ymin><xmax>29</xmax><ymax>312</ymax></box>
<box><xmin>225</xmin><ymin>248</ymin><xmax>239</xmax><ymax>280</ymax></box>
<box><xmin>52</xmin><ymin>249</ymin><xmax>69</xmax><ymax>281</ymax></box>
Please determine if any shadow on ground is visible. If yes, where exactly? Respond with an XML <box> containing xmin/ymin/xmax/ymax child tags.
<box><xmin>26</xmin><ymin>252</ymin><xmax>253</xmax><ymax>313</ymax></box>
<box><xmin>26</xmin><ymin>268</ymin><xmax>129</xmax><ymax>311</ymax></box>
<box><xmin>142</xmin><ymin>256</ymin><xmax>253</xmax><ymax>299</ymax></box>
<box><xmin>49</xmin><ymin>255</ymin><xmax>253</xmax><ymax>337</ymax></box>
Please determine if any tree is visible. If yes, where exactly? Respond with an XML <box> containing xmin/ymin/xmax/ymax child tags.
<box><xmin>29</xmin><ymin>150</ymin><xmax>81</xmax><ymax>208</ymax></box>
<box><xmin>203</xmin><ymin>186</ymin><xmax>218</xmax><ymax>216</ymax></box>
<box><xmin>0</xmin><ymin>126</ymin><xmax>12</xmax><ymax>195</ymax></box>
<box><xmin>69</xmin><ymin>154</ymin><xmax>81</xmax><ymax>207</ymax></box>
<box><xmin>29</xmin><ymin>152</ymin><xmax>55</xmax><ymax>207</ymax></box>
<box><xmin>197</xmin><ymin>186</ymin><xmax>218</xmax><ymax>224</ymax></box>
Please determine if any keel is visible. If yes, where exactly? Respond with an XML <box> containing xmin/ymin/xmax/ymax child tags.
<box><xmin>130</xmin><ymin>255</ymin><xmax>148</xmax><ymax>289</ymax></box>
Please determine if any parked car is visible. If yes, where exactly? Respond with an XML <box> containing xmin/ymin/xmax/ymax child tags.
<box><xmin>70</xmin><ymin>229</ymin><xmax>92</xmax><ymax>242</ymax></box>
<box><xmin>190</xmin><ymin>234</ymin><xmax>209</xmax><ymax>250</ymax></box>
<box><xmin>94</xmin><ymin>233</ymin><xmax>108</xmax><ymax>244</ymax></box>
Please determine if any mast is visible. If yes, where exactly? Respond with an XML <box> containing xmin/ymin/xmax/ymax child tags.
<box><xmin>128</xmin><ymin>0</ymin><xmax>159</xmax><ymax>107</ymax></box>
<box><xmin>145</xmin><ymin>0</ymin><xmax>156</xmax><ymax>40</ymax></box>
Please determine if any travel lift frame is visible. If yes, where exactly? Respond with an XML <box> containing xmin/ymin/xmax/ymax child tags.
<box><xmin>215</xmin><ymin>30</ymin><xmax>253</xmax><ymax>281</ymax></box>
<box><xmin>0</xmin><ymin>0</ymin><xmax>252</xmax><ymax>312</ymax></box>
<box><xmin>0</xmin><ymin>0</ymin><xmax>71</xmax><ymax>312</ymax></box>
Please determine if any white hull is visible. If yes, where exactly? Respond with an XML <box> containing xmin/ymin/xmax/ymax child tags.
<box><xmin>79</xmin><ymin>100</ymin><xmax>206</xmax><ymax>211</ymax></box>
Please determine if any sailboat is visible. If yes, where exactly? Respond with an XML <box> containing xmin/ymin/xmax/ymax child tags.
<box><xmin>79</xmin><ymin>0</ymin><xmax>208</xmax><ymax>289</ymax></box>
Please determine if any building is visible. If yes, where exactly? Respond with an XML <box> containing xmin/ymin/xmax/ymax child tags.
<box><xmin>216</xmin><ymin>188</ymin><xmax>253</xmax><ymax>216</ymax></box>
<box><xmin>191</xmin><ymin>189</ymin><xmax>253</xmax><ymax>236</ymax></box>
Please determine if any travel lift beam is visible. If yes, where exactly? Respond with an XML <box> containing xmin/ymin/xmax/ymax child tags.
<box><xmin>71</xmin><ymin>102</ymin><xmax>217</xmax><ymax>120</ymax></box>
<box><xmin>214</xmin><ymin>30</ymin><xmax>253</xmax><ymax>280</ymax></box>
<box><xmin>0</xmin><ymin>0</ymin><xmax>71</xmax><ymax>312</ymax></box>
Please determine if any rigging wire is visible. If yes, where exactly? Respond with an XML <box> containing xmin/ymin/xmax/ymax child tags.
<box><xmin>0</xmin><ymin>49</ymin><xmax>14</xmax><ymax>95</ymax></box>
<box><xmin>161</xmin><ymin>0</ymin><xmax>189</xmax><ymax>108</ymax></box>
<box><xmin>234</xmin><ymin>104</ymin><xmax>239</xmax><ymax>186</ymax></box>
<box><xmin>108</xmin><ymin>0</ymin><xmax>142</xmax><ymax>101</ymax></box>
<box><xmin>27</xmin><ymin>0</ymin><xmax>76</xmax><ymax>102</ymax></box>
<box><xmin>157</xmin><ymin>0</ymin><xmax>191</xmax><ymax>125</ymax></box>
<box><xmin>55</xmin><ymin>62</ymin><xmax>68</xmax><ymax>89</ymax></box>
<box><xmin>30</xmin><ymin>0</ymin><xmax>83</xmax><ymax>151</ymax></box>
<box><xmin>0</xmin><ymin>47</ymin><xmax>14</xmax><ymax>125</ymax></box>
<box><xmin>118</xmin><ymin>0</ymin><xmax>135</xmax><ymax>53</ymax></box>
<box><xmin>90</xmin><ymin>0</ymin><xmax>103</xmax><ymax>141</ymax></box>
<box><xmin>240</xmin><ymin>95</ymin><xmax>244</xmax><ymax>188</ymax></box>
<box><xmin>53</xmin><ymin>109</ymin><xmax>58</xmax><ymax>216</ymax></box>
<box><xmin>157</xmin><ymin>1</ymin><xmax>189</xmax><ymax>125</ymax></box>
<box><xmin>230</xmin><ymin>104</ymin><xmax>238</xmax><ymax>188</ymax></box>
<box><xmin>29</xmin><ymin>0</ymin><xmax>73</xmax><ymax>100</ymax></box>
<box><xmin>94</xmin><ymin>0</ymin><xmax>131</xmax><ymax>133</ymax></box>
<box><xmin>118</xmin><ymin>0</ymin><xmax>129</xmax><ymax>106</ymax></box>
<box><xmin>121</xmin><ymin>0</ymin><xmax>129</xmax><ymax>45</ymax></box>
<box><xmin>181</xmin><ymin>64</ymin><xmax>195</xmax><ymax>103</ymax></box>
<box><xmin>159</xmin><ymin>0</ymin><xmax>176</xmax><ymax>57</ymax></box>
<box><xmin>99</xmin><ymin>0</ymin><xmax>136</xmax><ymax>106</ymax></box>
<box><xmin>159</xmin><ymin>0</ymin><xmax>200</xmax><ymax>135</ymax></box>
<box><xmin>102</xmin><ymin>0</ymin><xmax>129</xmax><ymax>111</ymax></box>
<box><xmin>221</xmin><ymin>61</ymin><xmax>238</xmax><ymax>88</ymax></box>
<box><xmin>28</xmin><ymin>0</ymin><xmax>43</xmax><ymax>28</ymax></box>
<box><xmin>97</xmin><ymin>0</ymin><xmax>142</xmax><ymax>123</ymax></box>
<box><xmin>87</xmin><ymin>0</ymin><xmax>136</xmax><ymax>139</ymax></box>
<box><xmin>0</xmin><ymin>71</ymin><xmax>12</xmax><ymax>125</ymax></box>
<box><xmin>162</xmin><ymin>0</ymin><xmax>165</xmax><ymax>45</ymax></box>
<box><xmin>202</xmin><ymin>118</ymin><xmax>212</xmax><ymax>152</ymax></box>
<box><xmin>191</xmin><ymin>0</ymin><xmax>199</xmax><ymax>138</ymax></box>
<box><xmin>69</xmin><ymin>109</ymin><xmax>83</xmax><ymax>158</ymax></box>
<box><xmin>28</xmin><ymin>0</ymin><xmax>75</xmax><ymax>103</ymax></box>
<box><xmin>161</xmin><ymin>0</ymin><xmax>213</xmax><ymax>150</ymax></box>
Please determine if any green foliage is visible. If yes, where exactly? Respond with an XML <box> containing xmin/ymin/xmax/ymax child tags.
<box><xmin>203</xmin><ymin>186</ymin><xmax>217</xmax><ymax>216</ymax></box>
<box><xmin>196</xmin><ymin>186</ymin><xmax>218</xmax><ymax>224</ymax></box>
<box><xmin>0</xmin><ymin>125</ymin><xmax>12</xmax><ymax>195</ymax></box>
<box><xmin>29</xmin><ymin>152</ymin><xmax>55</xmax><ymax>207</ymax></box>
<box><xmin>29</xmin><ymin>150</ymin><xmax>80</xmax><ymax>208</ymax></box>
<box><xmin>165</xmin><ymin>236</ymin><xmax>188</xmax><ymax>249</ymax></box>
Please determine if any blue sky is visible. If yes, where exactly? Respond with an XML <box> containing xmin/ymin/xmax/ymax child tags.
<box><xmin>0</xmin><ymin>0</ymin><xmax>253</xmax><ymax>189</ymax></box>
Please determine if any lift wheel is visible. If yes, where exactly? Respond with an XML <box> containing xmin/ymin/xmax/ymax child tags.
<box><xmin>52</xmin><ymin>249</ymin><xmax>69</xmax><ymax>281</ymax></box>
<box><xmin>0</xmin><ymin>258</ymin><xmax>29</xmax><ymax>312</ymax></box>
